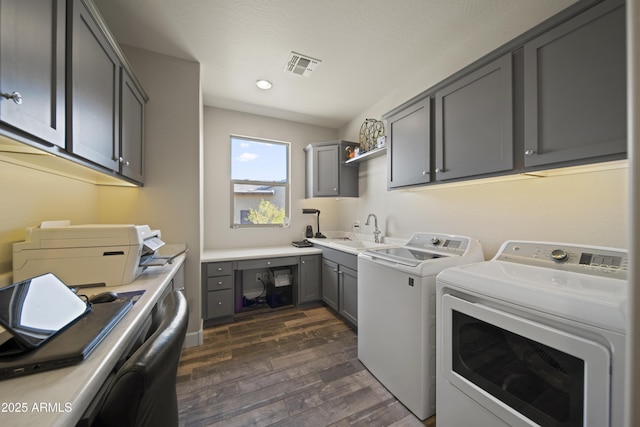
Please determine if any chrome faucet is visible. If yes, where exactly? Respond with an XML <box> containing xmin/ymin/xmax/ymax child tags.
<box><xmin>365</xmin><ymin>213</ymin><xmax>381</xmax><ymax>243</ymax></box>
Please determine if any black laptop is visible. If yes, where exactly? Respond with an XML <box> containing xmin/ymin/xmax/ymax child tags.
<box><xmin>0</xmin><ymin>273</ymin><xmax>132</xmax><ymax>380</ymax></box>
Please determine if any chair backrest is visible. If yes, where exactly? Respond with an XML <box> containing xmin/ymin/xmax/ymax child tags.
<box><xmin>94</xmin><ymin>290</ymin><xmax>189</xmax><ymax>427</ymax></box>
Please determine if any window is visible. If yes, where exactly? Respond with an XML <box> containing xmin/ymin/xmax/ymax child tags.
<box><xmin>230</xmin><ymin>136</ymin><xmax>289</xmax><ymax>228</ymax></box>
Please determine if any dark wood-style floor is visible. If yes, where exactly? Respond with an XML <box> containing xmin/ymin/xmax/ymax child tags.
<box><xmin>176</xmin><ymin>304</ymin><xmax>436</xmax><ymax>427</ymax></box>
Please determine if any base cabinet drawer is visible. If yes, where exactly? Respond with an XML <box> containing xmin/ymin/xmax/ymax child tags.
<box><xmin>207</xmin><ymin>289</ymin><xmax>234</xmax><ymax>318</ymax></box>
<box><xmin>207</xmin><ymin>262</ymin><xmax>233</xmax><ymax>277</ymax></box>
<box><xmin>207</xmin><ymin>275</ymin><xmax>233</xmax><ymax>291</ymax></box>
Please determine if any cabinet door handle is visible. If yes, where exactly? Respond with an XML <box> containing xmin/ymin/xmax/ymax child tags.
<box><xmin>118</xmin><ymin>157</ymin><xmax>130</xmax><ymax>166</ymax></box>
<box><xmin>525</xmin><ymin>149</ymin><xmax>537</xmax><ymax>156</ymax></box>
<box><xmin>1</xmin><ymin>91</ymin><xmax>23</xmax><ymax>105</ymax></box>
<box><xmin>217</xmin><ymin>301</ymin><xmax>223</xmax><ymax>306</ymax></box>
<box><xmin>435</xmin><ymin>168</ymin><xmax>444</xmax><ymax>173</ymax></box>
<box><xmin>218</xmin><ymin>281</ymin><xmax>223</xmax><ymax>286</ymax></box>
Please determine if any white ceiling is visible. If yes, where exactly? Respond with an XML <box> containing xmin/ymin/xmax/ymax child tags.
<box><xmin>93</xmin><ymin>0</ymin><xmax>574</xmax><ymax>129</ymax></box>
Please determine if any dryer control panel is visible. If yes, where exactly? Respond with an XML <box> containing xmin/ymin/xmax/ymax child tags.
<box><xmin>495</xmin><ymin>241</ymin><xmax>628</xmax><ymax>280</ymax></box>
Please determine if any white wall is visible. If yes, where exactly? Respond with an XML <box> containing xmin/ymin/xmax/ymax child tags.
<box><xmin>338</xmin><ymin>157</ymin><xmax>628</xmax><ymax>259</ymax></box>
<box><xmin>98</xmin><ymin>46</ymin><xmax>203</xmax><ymax>346</ymax></box>
<box><xmin>202</xmin><ymin>107</ymin><xmax>338</xmax><ymax>249</ymax></box>
<box><xmin>0</xmin><ymin>160</ymin><xmax>99</xmax><ymax>284</ymax></box>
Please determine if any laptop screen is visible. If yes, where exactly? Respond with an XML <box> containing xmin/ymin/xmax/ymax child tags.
<box><xmin>0</xmin><ymin>273</ymin><xmax>90</xmax><ymax>349</ymax></box>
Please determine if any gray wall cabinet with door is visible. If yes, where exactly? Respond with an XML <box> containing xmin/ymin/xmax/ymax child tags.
<box><xmin>69</xmin><ymin>0</ymin><xmax>121</xmax><ymax>172</ymax></box>
<box><xmin>383</xmin><ymin>0</ymin><xmax>626</xmax><ymax>189</ymax></box>
<box><xmin>69</xmin><ymin>0</ymin><xmax>147</xmax><ymax>183</ymax></box>
<box><xmin>0</xmin><ymin>0</ymin><xmax>66</xmax><ymax>147</ymax></box>
<box><xmin>386</xmin><ymin>96</ymin><xmax>431</xmax><ymax>189</ymax></box>
<box><xmin>523</xmin><ymin>0</ymin><xmax>626</xmax><ymax>167</ymax></box>
<box><xmin>305</xmin><ymin>141</ymin><xmax>359</xmax><ymax>198</ymax></box>
<box><xmin>434</xmin><ymin>53</ymin><xmax>513</xmax><ymax>181</ymax></box>
<box><xmin>0</xmin><ymin>0</ymin><xmax>147</xmax><ymax>185</ymax></box>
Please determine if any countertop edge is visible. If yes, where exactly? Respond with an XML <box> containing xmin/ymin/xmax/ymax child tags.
<box><xmin>201</xmin><ymin>246</ymin><xmax>322</xmax><ymax>263</ymax></box>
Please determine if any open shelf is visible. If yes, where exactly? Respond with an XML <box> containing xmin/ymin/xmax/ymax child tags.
<box><xmin>345</xmin><ymin>146</ymin><xmax>387</xmax><ymax>164</ymax></box>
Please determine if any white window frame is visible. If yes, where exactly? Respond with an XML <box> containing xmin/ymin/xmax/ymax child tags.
<box><xmin>230</xmin><ymin>135</ymin><xmax>290</xmax><ymax>228</ymax></box>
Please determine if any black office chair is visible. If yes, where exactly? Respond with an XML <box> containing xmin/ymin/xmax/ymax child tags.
<box><xmin>92</xmin><ymin>290</ymin><xmax>189</xmax><ymax>427</ymax></box>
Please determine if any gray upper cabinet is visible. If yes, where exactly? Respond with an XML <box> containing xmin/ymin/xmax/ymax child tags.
<box><xmin>0</xmin><ymin>0</ymin><xmax>66</xmax><ymax>147</ymax></box>
<box><xmin>120</xmin><ymin>69</ymin><xmax>145</xmax><ymax>182</ymax></box>
<box><xmin>435</xmin><ymin>53</ymin><xmax>513</xmax><ymax>181</ymax></box>
<box><xmin>68</xmin><ymin>0</ymin><xmax>120</xmax><ymax>172</ymax></box>
<box><xmin>1</xmin><ymin>0</ymin><xmax>146</xmax><ymax>185</ymax></box>
<box><xmin>385</xmin><ymin>96</ymin><xmax>431</xmax><ymax>189</ymax></box>
<box><xmin>523</xmin><ymin>0</ymin><xmax>626</xmax><ymax>167</ymax></box>
<box><xmin>305</xmin><ymin>141</ymin><xmax>359</xmax><ymax>198</ymax></box>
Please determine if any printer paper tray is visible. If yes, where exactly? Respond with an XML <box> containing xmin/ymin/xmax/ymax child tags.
<box><xmin>139</xmin><ymin>244</ymin><xmax>188</xmax><ymax>268</ymax></box>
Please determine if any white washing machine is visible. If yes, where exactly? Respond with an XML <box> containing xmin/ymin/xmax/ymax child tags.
<box><xmin>358</xmin><ymin>232</ymin><xmax>484</xmax><ymax>420</ymax></box>
<box><xmin>436</xmin><ymin>240</ymin><xmax>628</xmax><ymax>427</ymax></box>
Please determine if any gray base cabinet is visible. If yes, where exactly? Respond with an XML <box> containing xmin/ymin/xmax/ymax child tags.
<box><xmin>321</xmin><ymin>258</ymin><xmax>339</xmax><ymax>310</ymax></box>
<box><xmin>320</xmin><ymin>246</ymin><xmax>358</xmax><ymax>326</ymax></box>
<box><xmin>299</xmin><ymin>254</ymin><xmax>322</xmax><ymax>303</ymax></box>
<box><xmin>203</xmin><ymin>262</ymin><xmax>234</xmax><ymax>319</ymax></box>
<box><xmin>338</xmin><ymin>264</ymin><xmax>357</xmax><ymax>326</ymax></box>
<box><xmin>305</xmin><ymin>141</ymin><xmax>359</xmax><ymax>198</ymax></box>
<box><xmin>0</xmin><ymin>0</ymin><xmax>66</xmax><ymax>147</ymax></box>
<box><xmin>435</xmin><ymin>53</ymin><xmax>513</xmax><ymax>181</ymax></box>
<box><xmin>523</xmin><ymin>0</ymin><xmax>626</xmax><ymax>167</ymax></box>
<box><xmin>202</xmin><ymin>254</ymin><xmax>322</xmax><ymax>323</ymax></box>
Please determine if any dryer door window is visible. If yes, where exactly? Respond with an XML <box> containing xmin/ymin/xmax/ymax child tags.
<box><xmin>453</xmin><ymin>311</ymin><xmax>583</xmax><ymax>425</ymax></box>
<box><xmin>441</xmin><ymin>294</ymin><xmax>611</xmax><ymax>427</ymax></box>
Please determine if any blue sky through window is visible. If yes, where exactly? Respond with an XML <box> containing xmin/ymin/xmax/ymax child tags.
<box><xmin>231</xmin><ymin>137</ymin><xmax>288</xmax><ymax>182</ymax></box>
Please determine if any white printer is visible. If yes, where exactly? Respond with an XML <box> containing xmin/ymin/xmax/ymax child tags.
<box><xmin>13</xmin><ymin>221</ymin><xmax>166</xmax><ymax>286</ymax></box>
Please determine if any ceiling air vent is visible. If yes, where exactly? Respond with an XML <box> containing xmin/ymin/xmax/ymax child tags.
<box><xmin>284</xmin><ymin>51</ymin><xmax>321</xmax><ymax>77</ymax></box>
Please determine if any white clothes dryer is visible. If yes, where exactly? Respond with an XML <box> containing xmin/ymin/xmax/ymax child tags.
<box><xmin>436</xmin><ymin>240</ymin><xmax>628</xmax><ymax>427</ymax></box>
<box><xmin>358</xmin><ymin>232</ymin><xmax>484</xmax><ymax>420</ymax></box>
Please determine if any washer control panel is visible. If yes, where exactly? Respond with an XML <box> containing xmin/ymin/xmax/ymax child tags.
<box><xmin>495</xmin><ymin>241</ymin><xmax>628</xmax><ymax>279</ymax></box>
<box><xmin>406</xmin><ymin>232</ymin><xmax>470</xmax><ymax>256</ymax></box>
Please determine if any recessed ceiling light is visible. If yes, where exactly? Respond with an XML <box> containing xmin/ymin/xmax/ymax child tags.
<box><xmin>256</xmin><ymin>79</ymin><xmax>273</xmax><ymax>90</ymax></box>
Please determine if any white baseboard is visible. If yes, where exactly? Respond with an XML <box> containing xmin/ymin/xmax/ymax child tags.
<box><xmin>184</xmin><ymin>319</ymin><xmax>203</xmax><ymax>348</ymax></box>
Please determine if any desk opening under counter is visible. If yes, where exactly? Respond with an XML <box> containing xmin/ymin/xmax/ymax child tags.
<box><xmin>201</xmin><ymin>247</ymin><xmax>322</xmax><ymax>325</ymax></box>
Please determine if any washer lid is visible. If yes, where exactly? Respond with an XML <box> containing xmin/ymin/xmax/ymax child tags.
<box><xmin>363</xmin><ymin>247</ymin><xmax>444</xmax><ymax>267</ymax></box>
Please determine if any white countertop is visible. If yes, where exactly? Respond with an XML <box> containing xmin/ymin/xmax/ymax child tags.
<box><xmin>308</xmin><ymin>232</ymin><xmax>406</xmax><ymax>255</ymax></box>
<box><xmin>201</xmin><ymin>245</ymin><xmax>322</xmax><ymax>262</ymax></box>
<box><xmin>0</xmin><ymin>254</ymin><xmax>186</xmax><ymax>427</ymax></box>
<box><xmin>200</xmin><ymin>234</ymin><xmax>406</xmax><ymax>262</ymax></box>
